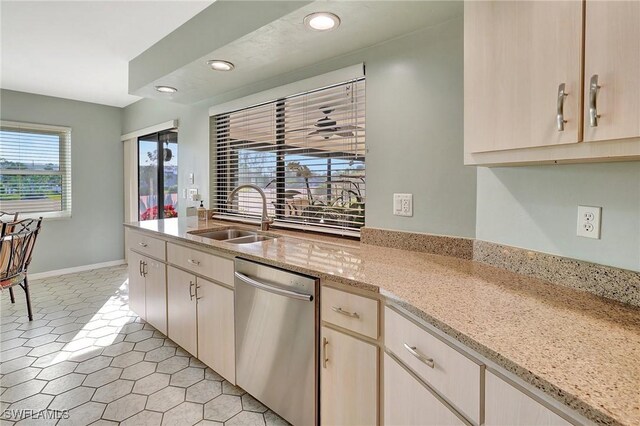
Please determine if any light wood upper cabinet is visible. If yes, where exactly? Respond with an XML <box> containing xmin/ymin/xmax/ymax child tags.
<box><xmin>320</xmin><ymin>326</ymin><xmax>378</xmax><ymax>426</ymax></box>
<box><xmin>127</xmin><ymin>250</ymin><xmax>146</xmax><ymax>320</ymax></box>
<box><xmin>465</xmin><ymin>0</ymin><xmax>584</xmax><ymax>153</ymax></box>
<box><xmin>144</xmin><ymin>259</ymin><xmax>167</xmax><ymax>335</ymax></box>
<box><xmin>167</xmin><ymin>266</ymin><xmax>198</xmax><ymax>356</ymax></box>
<box><xmin>197</xmin><ymin>277</ymin><xmax>235</xmax><ymax>384</ymax></box>
<box><xmin>583</xmin><ymin>0</ymin><xmax>640</xmax><ymax>142</ymax></box>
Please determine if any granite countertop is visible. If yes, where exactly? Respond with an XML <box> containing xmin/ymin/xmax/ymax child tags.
<box><xmin>125</xmin><ymin>217</ymin><xmax>640</xmax><ymax>426</ymax></box>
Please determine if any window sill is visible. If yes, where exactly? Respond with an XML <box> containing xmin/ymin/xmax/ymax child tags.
<box><xmin>17</xmin><ymin>211</ymin><xmax>72</xmax><ymax>221</ymax></box>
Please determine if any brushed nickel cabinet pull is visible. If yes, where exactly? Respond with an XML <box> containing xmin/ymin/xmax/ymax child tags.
<box><xmin>557</xmin><ymin>83</ymin><xmax>568</xmax><ymax>131</ymax></box>
<box><xmin>139</xmin><ymin>260</ymin><xmax>143</xmax><ymax>276</ymax></box>
<box><xmin>142</xmin><ymin>261</ymin><xmax>148</xmax><ymax>277</ymax></box>
<box><xmin>322</xmin><ymin>337</ymin><xmax>329</xmax><ymax>368</ymax></box>
<box><xmin>331</xmin><ymin>306</ymin><xmax>359</xmax><ymax>319</ymax></box>
<box><xmin>589</xmin><ymin>74</ymin><xmax>601</xmax><ymax>127</ymax></box>
<box><xmin>196</xmin><ymin>285</ymin><xmax>202</xmax><ymax>300</ymax></box>
<box><xmin>403</xmin><ymin>343</ymin><xmax>435</xmax><ymax>368</ymax></box>
<box><xmin>189</xmin><ymin>281</ymin><xmax>195</xmax><ymax>301</ymax></box>
<box><xmin>138</xmin><ymin>242</ymin><xmax>148</xmax><ymax>248</ymax></box>
<box><xmin>187</xmin><ymin>259</ymin><xmax>200</xmax><ymax>266</ymax></box>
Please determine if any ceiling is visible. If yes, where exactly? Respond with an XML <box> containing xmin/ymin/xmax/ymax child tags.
<box><xmin>0</xmin><ymin>1</ymin><xmax>213</xmax><ymax>107</ymax></box>
<box><xmin>132</xmin><ymin>1</ymin><xmax>463</xmax><ymax>104</ymax></box>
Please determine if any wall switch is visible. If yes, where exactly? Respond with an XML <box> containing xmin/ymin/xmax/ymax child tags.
<box><xmin>188</xmin><ymin>188</ymin><xmax>200</xmax><ymax>201</ymax></box>
<box><xmin>393</xmin><ymin>193</ymin><xmax>413</xmax><ymax>217</ymax></box>
<box><xmin>188</xmin><ymin>173</ymin><xmax>195</xmax><ymax>185</ymax></box>
<box><xmin>577</xmin><ymin>205</ymin><xmax>601</xmax><ymax>239</ymax></box>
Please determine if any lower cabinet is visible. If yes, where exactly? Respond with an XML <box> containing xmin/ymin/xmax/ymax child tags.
<box><xmin>128</xmin><ymin>250</ymin><xmax>167</xmax><ymax>334</ymax></box>
<box><xmin>320</xmin><ymin>326</ymin><xmax>378</xmax><ymax>426</ymax></box>
<box><xmin>197</xmin><ymin>277</ymin><xmax>235</xmax><ymax>383</ymax></box>
<box><xmin>485</xmin><ymin>371</ymin><xmax>571</xmax><ymax>426</ymax></box>
<box><xmin>167</xmin><ymin>265</ymin><xmax>236</xmax><ymax>383</ymax></box>
<box><xmin>384</xmin><ymin>353</ymin><xmax>464</xmax><ymax>426</ymax></box>
<box><xmin>167</xmin><ymin>266</ymin><xmax>198</xmax><ymax>356</ymax></box>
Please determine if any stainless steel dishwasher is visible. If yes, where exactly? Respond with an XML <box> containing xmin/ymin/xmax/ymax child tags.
<box><xmin>234</xmin><ymin>258</ymin><xmax>319</xmax><ymax>426</ymax></box>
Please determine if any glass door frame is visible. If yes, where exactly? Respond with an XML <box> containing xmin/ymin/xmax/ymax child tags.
<box><xmin>137</xmin><ymin>129</ymin><xmax>177</xmax><ymax>221</ymax></box>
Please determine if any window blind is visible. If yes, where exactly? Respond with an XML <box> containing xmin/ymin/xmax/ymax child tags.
<box><xmin>213</xmin><ymin>78</ymin><xmax>365</xmax><ymax>236</ymax></box>
<box><xmin>0</xmin><ymin>121</ymin><xmax>72</xmax><ymax>218</ymax></box>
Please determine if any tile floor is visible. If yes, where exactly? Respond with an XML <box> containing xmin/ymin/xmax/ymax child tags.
<box><xmin>0</xmin><ymin>265</ymin><xmax>289</xmax><ymax>425</ymax></box>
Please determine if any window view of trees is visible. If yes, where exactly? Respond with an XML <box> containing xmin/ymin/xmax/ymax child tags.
<box><xmin>138</xmin><ymin>132</ymin><xmax>178</xmax><ymax>221</ymax></box>
<box><xmin>0</xmin><ymin>130</ymin><xmax>64</xmax><ymax>213</ymax></box>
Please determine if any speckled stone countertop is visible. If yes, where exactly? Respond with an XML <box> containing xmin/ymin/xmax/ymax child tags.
<box><xmin>125</xmin><ymin>218</ymin><xmax>640</xmax><ymax>426</ymax></box>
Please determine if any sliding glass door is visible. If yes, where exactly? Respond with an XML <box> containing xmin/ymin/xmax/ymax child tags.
<box><xmin>138</xmin><ymin>130</ymin><xmax>178</xmax><ymax>221</ymax></box>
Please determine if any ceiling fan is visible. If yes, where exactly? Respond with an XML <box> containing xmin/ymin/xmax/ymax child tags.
<box><xmin>289</xmin><ymin>106</ymin><xmax>363</xmax><ymax>140</ymax></box>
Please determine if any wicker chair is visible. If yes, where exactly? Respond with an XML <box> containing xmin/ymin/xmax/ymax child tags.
<box><xmin>0</xmin><ymin>218</ymin><xmax>42</xmax><ymax>321</ymax></box>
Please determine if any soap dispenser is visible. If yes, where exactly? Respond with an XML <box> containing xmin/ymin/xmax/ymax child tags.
<box><xmin>197</xmin><ymin>201</ymin><xmax>207</xmax><ymax>222</ymax></box>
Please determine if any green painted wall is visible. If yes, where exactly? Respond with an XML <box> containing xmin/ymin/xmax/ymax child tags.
<box><xmin>1</xmin><ymin>89</ymin><xmax>124</xmax><ymax>273</ymax></box>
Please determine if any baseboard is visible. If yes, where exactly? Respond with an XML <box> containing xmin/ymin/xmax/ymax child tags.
<box><xmin>30</xmin><ymin>259</ymin><xmax>126</xmax><ymax>280</ymax></box>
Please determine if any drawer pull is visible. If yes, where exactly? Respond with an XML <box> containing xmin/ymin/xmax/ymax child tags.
<box><xmin>322</xmin><ymin>337</ymin><xmax>329</xmax><ymax>368</ymax></box>
<box><xmin>403</xmin><ymin>343</ymin><xmax>435</xmax><ymax>368</ymax></box>
<box><xmin>138</xmin><ymin>242</ymin><xmax>148</xmax><ymax>248</ymax></box>
<box><xmin>331</xmin><ymin>306</ymin><xmax>359</xmax><ymax>319</ymax></box>
<box><xmin>187</xmin><ymin>259</ymin><xmax>201</xmax><ymax>266</ymax></box>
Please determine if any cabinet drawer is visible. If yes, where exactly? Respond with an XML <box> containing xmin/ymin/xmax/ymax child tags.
<box><xmin>128</xmin><ymin>230</ymin><xmax>166</xmax><ymax>261</ymax></box>
<box><xmin>385</xmin><ymin>307</ymin><xmax>482</xmax><ymax>424</ymax></box>
<box><xmin>321</xmin><ymin>286</ymin><xmax>378</xmax><ymax>339</ymax></box>
<box><xmin>167</xmin><ymin>242</ymin><xmax>234</xmax><ymax>286</ymax></box>
<box><xmin>384</xmin><ymin>353</ymin><xmax>464</xmax><ymax>426</ymax></box>
<box><xmin>485</xmin><ymin>371</ymin><xmax>571</xmax><ymax>426</ymax></box>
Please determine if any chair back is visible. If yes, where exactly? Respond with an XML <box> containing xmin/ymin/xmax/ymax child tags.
<box><xmin>0</xmin><ymin>218</ymin><xmax>42</xmax><ymax>281</ymax></box>
<box><xmin>0</xmin><ymin>211</ymin><xmax>18</xmax><ymax>223</ymax></box>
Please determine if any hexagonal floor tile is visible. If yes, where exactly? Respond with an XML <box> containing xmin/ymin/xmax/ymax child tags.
<box><xmin>102</xmin><ymin>393</ymin><xmax>147</xmax><ymax>422</ymax></box>
<box><xmin>162</xmin><ymin>401</ymin><xmax>203</xmax><ymax>426</ymax></box>
<box><xmin>134</xmin><ymin>338</ymin><xmax>164</xmax><ymax>352</ymax></box>
<box><xmin>226</xmin><ymin>411</ymin><xmax>266</xmax><ymax>426</ymax></box>
<box><xmin>120</xmin><ymin>410</ymin><xmax>163</xmax><ymax>426</ymax></box>
<box><xmin>92</xmin><ymin>379</ymin><xmax>134</xmax><ymax>404</ymax></box>
<box><xmin>41</xmin><ymin>373</ymin><xmax>86</xmax><ymax>395</ymax></box>
<box><xmin>1</xmin><ymin>367</ymin><xmax>41</xmax><ymax>387</ymax></box>
<box><xmin>124</xmin><ymin>330</ymin><xmax>154</xmax><ymax>343</ymax></box>
<box><xmin>131</xmin><ymin>373</ymin><xmax>170</xmax><ymax>395</ymax></box>
<box><xmin>111</xmin><ymin>351</ymin><xmax>144</xmax><ymax>368</ymax></box>
<box><xmin>83</xmin><ymin>367</ymin><xmax>122</xmax><ymax>388</ymax></box>
<box><xmin>170</xmin><ymin>367</ymin><xmax>204</xmax><ymax>388</ymax></box>
<box><xmin>204</xmin><ymin>394</ymin><xmax>242</xmax><ymax>422</ymax></box>
<box><xmin>145</xmin><ymin>346</ymin><xmax>175</xmax><ymax>363</ymax></box>
<box><xmin>264</xmin><ymin>409</ymin><xmax>290</xmax><ymax>426</ymax></box>
<box><xmin>0</xmin><ymin>379</ymin><xmax>46</xmax><ymax>403</ymax></box>
<box><xmin>49</xmin><ymin>386</ymin><xmax>95</xmax><ymax>411</ymax></box>
<box><xmin>241</xmin><ymin>393</ymin><xmax>268</xmax><ymax>413</ymax></box>
<box><xmin>121</xmin><ymin>361</ymin><xmax>155</xmax><ymax>380</ymax></box>
<box><xmin>101</xmin><ymin>342</ymin><xmax>134</xmax><ymax>357</ymax></box>
<box><xmin>75</xmin><ymin>356</ymin><xmax>113</xmax><ymax>374</ymax></box>
<box><xmin>146</xmin><ymin>386</ymin><xmax>185</xmax><ymax>412</ymax></box>
<box><xmin>58</xmin><ymin>401</ymin><xmax>106</xmax><ymax>426</ymax></box>
<box><xmin>222</xmin><ymin>381</ymin><xmax>246</xmax><ymax>396</ymax></box>
<box><xmin>156</xmin><ymin>356</ymin><xmax>189</xmax><ymax>374</ymax></box>
<box><xmin>186</xmin><ymin>380</ymin><xmax>222</xmax><ymax>404</ymax></box>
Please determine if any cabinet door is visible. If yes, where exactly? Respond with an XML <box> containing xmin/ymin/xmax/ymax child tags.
<box><xmin>320</xmin><ymin>326</ymin><xmax>377</xmax><ymax>426</ymax></box>
<box><xmin>167</xmin><ymin>266</ymin><xmax>198</xmax><ymax>356</ymax></box>
<box><xmin>196</xmin><ymin>277</ymin><xmax>235</xmax><ymax>384</ymax></box>
<box><xmin>384</xmin><ymin>353</ymin><xmax>464</xmax><ymax>426</ymax></box>
<box><xmin>127</xmin><ymin>250</ymin><xmax>146</xmax><ymax>319</ymax></box>
<box><xmin>485</xmin><ymin>371</ymin><xmax>571</xmax><ymax>425</ymax></box>
<box><xmin>145</xmin><ymin>259</ymin><xmax>167</xmax><ymax>335</ymax></box>
<box><xmin>583</xmin><ymin>1</ymin><xmax>640</xmax><ymax>142</ymax></box>
<box><xmin>465</xmin><ymin>1</ymin><xmax>583</xmax><ymax>152</ymax></box>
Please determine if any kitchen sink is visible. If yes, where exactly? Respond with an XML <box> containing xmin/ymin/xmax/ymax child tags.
<box><xmin>188</xmin><ymin>228</ymin><xmax>276</xmax><ymax>244</ymax></box>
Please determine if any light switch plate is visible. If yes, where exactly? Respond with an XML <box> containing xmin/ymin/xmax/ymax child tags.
<box><xmin>577</xmin><ymin>205</ymin><xmax>601</xmax><ymax>239</ymax></box>
<box><xmin>188</xmin><ymin>188</ymin><xmax>200</xmax><ymax>201</ymax></box>
<box><xmin>393</xmin><ymin>193</ymin><xmax>413</xmax><ymax>217</ymax></box>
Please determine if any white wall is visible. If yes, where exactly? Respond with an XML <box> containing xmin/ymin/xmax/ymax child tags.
<box><xmin>476</xmin><ymin>163</ymin><xmax>640</xmax><ymax>272</ymax></box>
<box><xmin>1</xmin><ymin>89</ymin><xmax>124</xmax><ymax>273</ymax></box>
<box><xmin>123</xmin><ymin>16</ymin><xmax>477</xmax><ymax>239</ymax></box>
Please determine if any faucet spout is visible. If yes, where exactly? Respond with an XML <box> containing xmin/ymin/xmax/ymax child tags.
<box><xmin>227</xmin><ymin>184</ymin><xmax>274</xmax><ymax>231</ymax></box>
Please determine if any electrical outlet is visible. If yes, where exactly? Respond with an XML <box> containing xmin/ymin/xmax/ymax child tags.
<box><xmin>577</xmin><ymin>205</ymin><xmax>601</xmax><ymax>239</ymax></box>
<box><xmin>393</xmin><ymin>193</ymin><xmax>413</xmax><ymax>217</ymax></box>
<box><xmin>188</xmin><ymin>188</ymin><xmax>200</xmax><ymax>201</ymax></box>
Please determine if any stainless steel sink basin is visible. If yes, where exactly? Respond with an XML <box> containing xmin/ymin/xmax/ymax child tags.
<box><xmin>192</xmin><ymin>229</ymin><xmax>256</xmax><ymax>241</ymax></box>
<box><xmin>188</xmin><ymin>228</ymin><xmax>276</xmax><ymax>244</ymax></box>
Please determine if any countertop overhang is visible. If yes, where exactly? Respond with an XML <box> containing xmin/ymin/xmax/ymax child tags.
<box><xmin>125</xmin><ymin>217</ymin><xmax>640</xmax><ymax>426</ymax></box>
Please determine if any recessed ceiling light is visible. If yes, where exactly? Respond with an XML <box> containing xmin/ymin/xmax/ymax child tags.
<box><xmin>304</xmin><ymin>12</ymin><xmax>340</xmax><ymax>31</ymax></box>
<box><xmin>155</xmin><ymin>85</ymin><xmax>177</xmax><ymax>93</ymax></box>
<box><xmin>207</xmin><ymin>60</ymin><xmax>235</xmax><ymax>71</ymax></box>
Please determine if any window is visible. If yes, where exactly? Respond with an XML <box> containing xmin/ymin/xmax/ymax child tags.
<box><xmin>0</xmin><ymin>121</ymin><xmax>72</xmax><ymax>218</ymax></box>
<box><xmin>138</xmin><ymin>130</ymin><xmax>179</xmax><ymax>221</ymax></box>
<box><xmin>213</xmin><ymin>79</ymin><xmax>365</xmax><ymax>236</ymax></box>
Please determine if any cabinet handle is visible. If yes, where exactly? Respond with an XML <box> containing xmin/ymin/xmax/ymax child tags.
<box><xmin>139</xmin><ymin>260</ymin><xmax>143</xmax><ymax>276</ymax></box>
<box><xmin>331</xmin><ymin>306</ymin><xmax>359</xmax><ymax>319</ymax></box>
<box><xmin>138</xmin><ymin>242</ymin><xmax>148</xmax><ymax>248</ymax></box>
<box><xmin>187</xmin><ymin>259</ymin><xmax>200</xmax><ymax>266</ymax></box>
<box><xmin>142</xmin><ymin>261</ymin><xmax>148</xmax><ymax>277</ymax></box>
<box><xmin>189</xmin><ymin>281</ymin><xmax>195</xmax><ymax>301</ymax></box>
<box><xmin>403</xmin><ymin>343</ymin><xmax>435</xmax><ymax>368</ymax></box>
<box><xmin>589</xmin><ymin>74</ymin><xmax>601</xmax><ymax>127</ymax></box>
<box><xmin>196</xmin><ymin>285</ymin><xmax>202</xmax><ymax>300</ymax></box>
<box><xmin>322</xmin><ymin>337</ymin><xmax>329</xmax><ymax>368</ymax></box>
<box><xmin>556</xmin><ymin>83</ymin><xmax>568</xmax><ymax>131</ymax></box>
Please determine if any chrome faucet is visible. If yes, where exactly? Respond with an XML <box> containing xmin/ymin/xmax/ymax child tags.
<box><xmin>227</xmin><ymin>184</ymin><xmax>274</xmax><ymax>231</ymax></box>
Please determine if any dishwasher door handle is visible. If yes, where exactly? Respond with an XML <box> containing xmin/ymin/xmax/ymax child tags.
<box><xmin>234</xmin><ymin>271</ymin><xmax>313</xmax><ymax>302</ymax></box>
